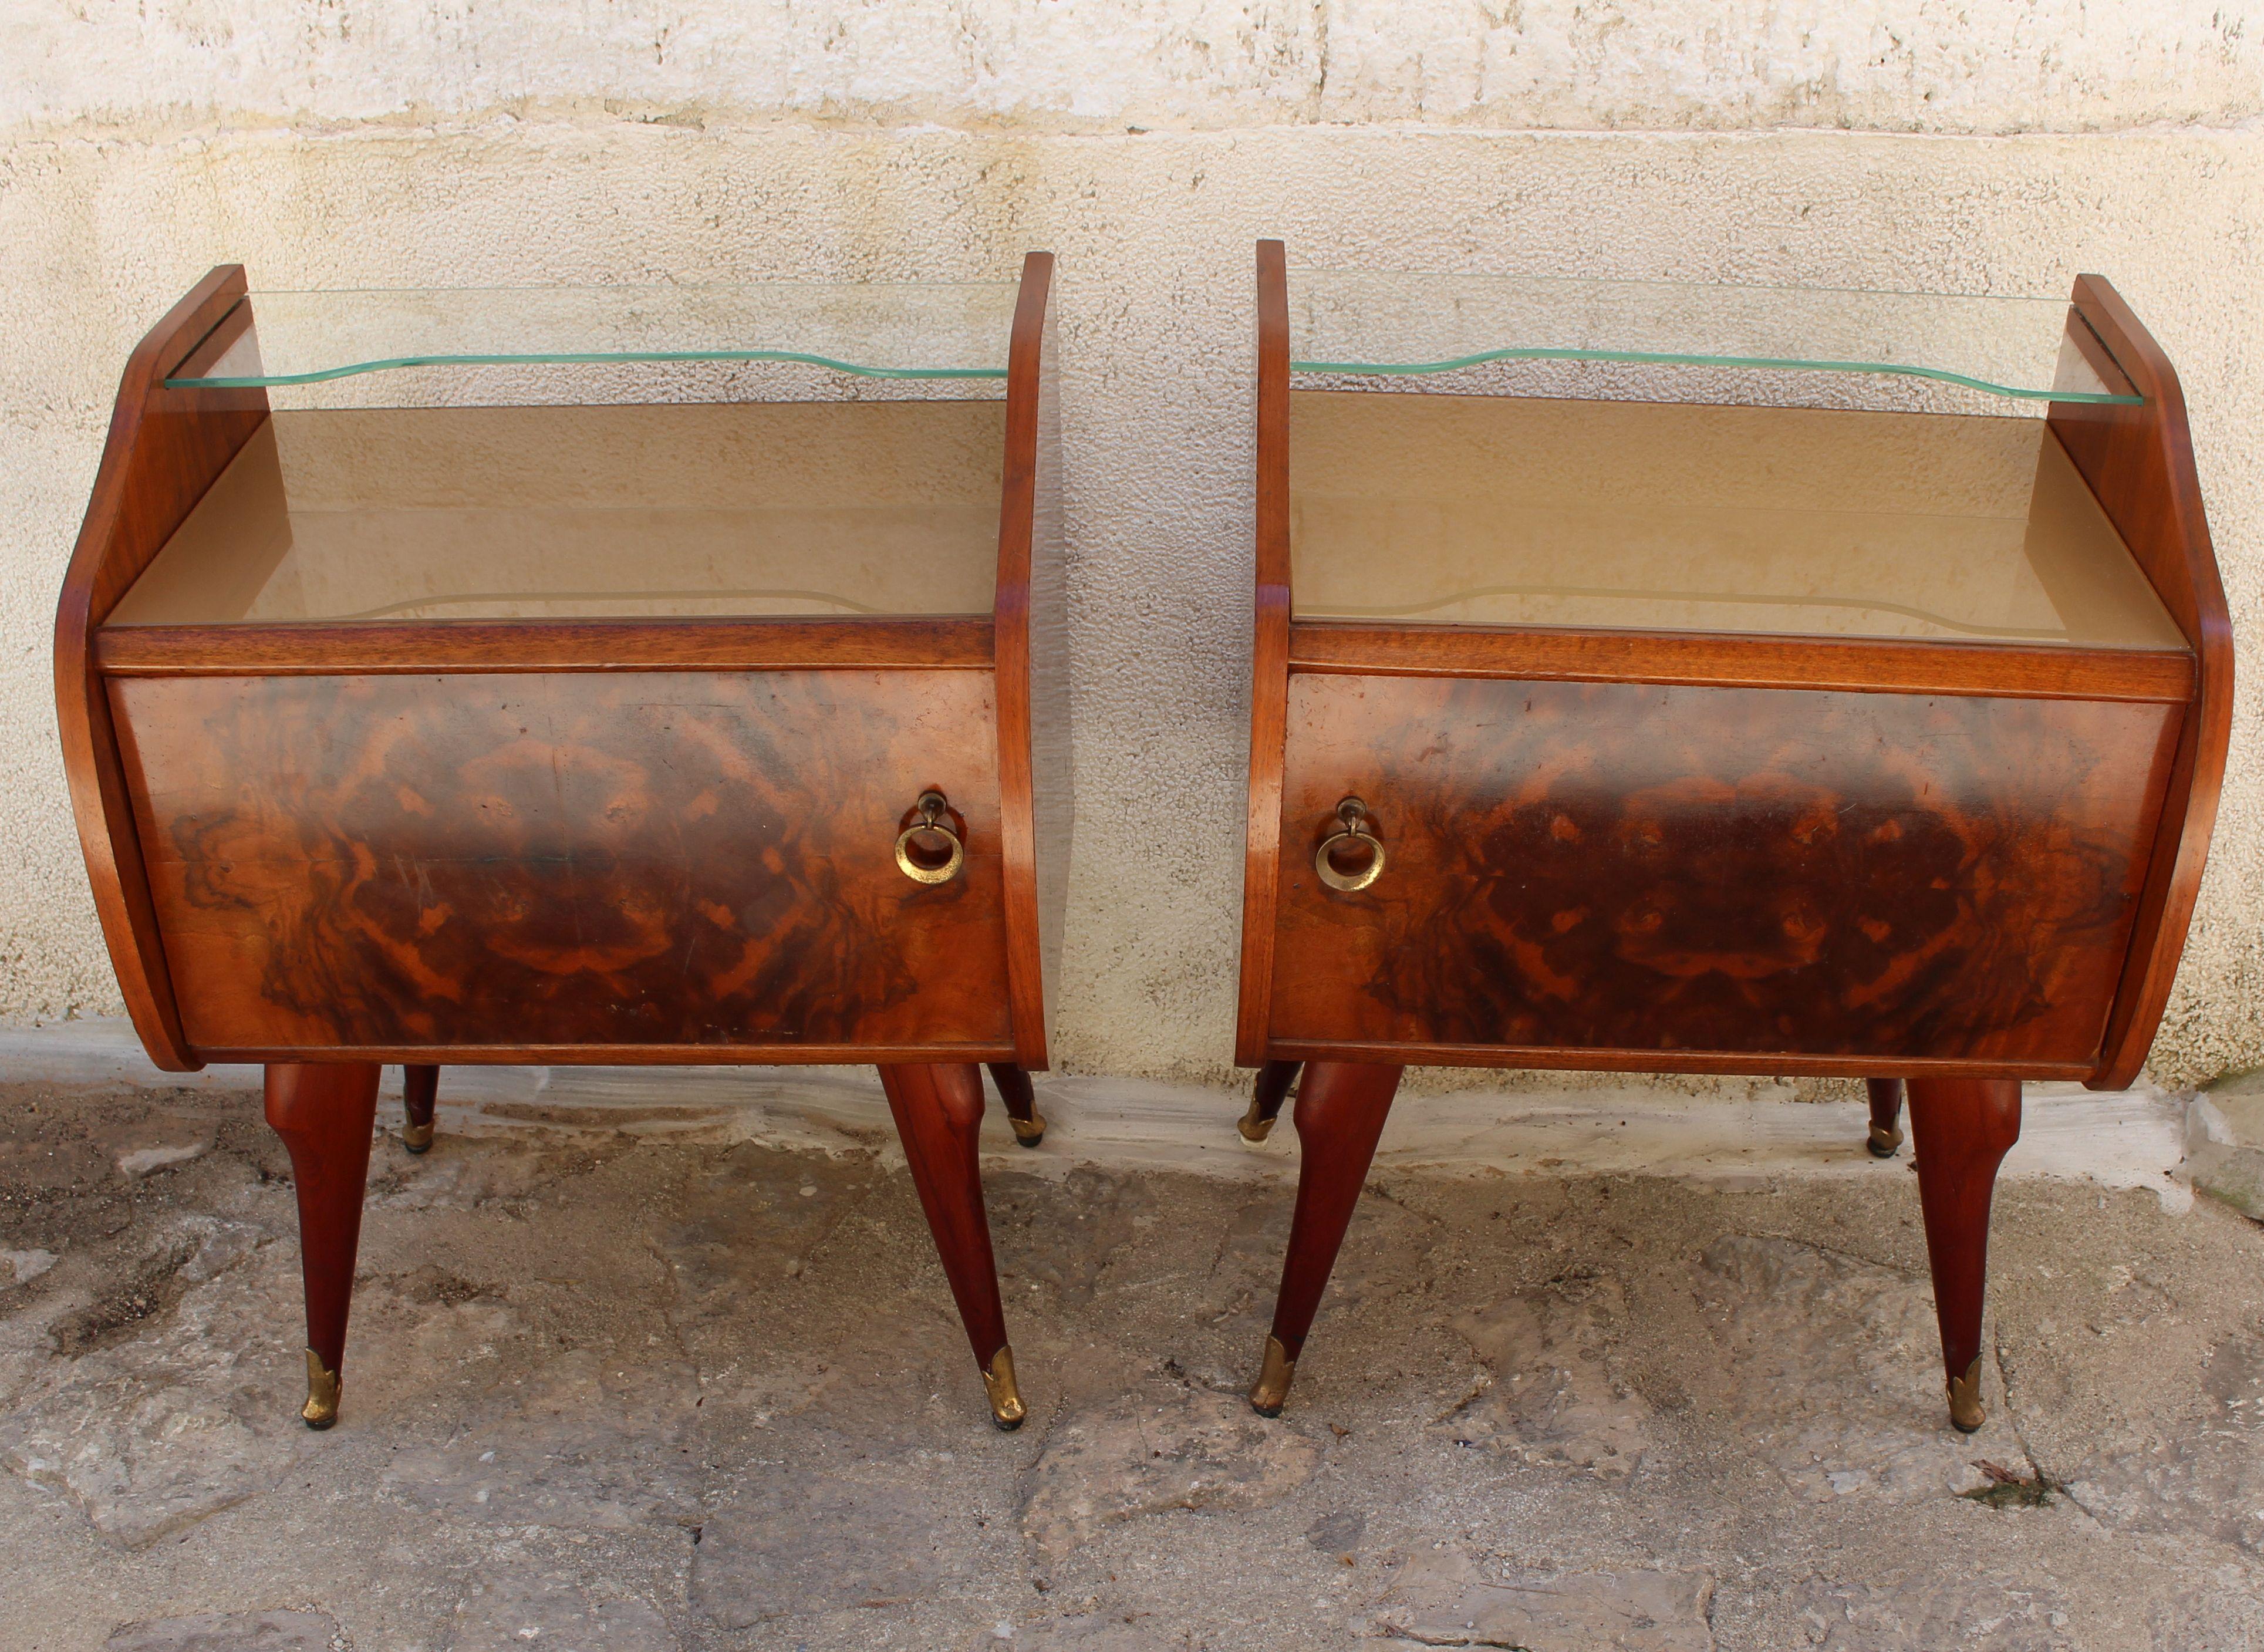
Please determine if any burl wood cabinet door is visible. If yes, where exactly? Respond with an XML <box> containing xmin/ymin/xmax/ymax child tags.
<box><xmin>1268</xmin><ymin>673</ymin><xmax>2181</xmax><ymax>1066</ymax></box>
<box><xmin>112</xmin><ymin>668</ymin><xmax>1014</xmax><ymax>1054</ymax></box>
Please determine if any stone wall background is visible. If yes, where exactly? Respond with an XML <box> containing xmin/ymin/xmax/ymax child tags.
<box><xmin>4</xmin><ymin>4</ymin><xmax>2261</xmax><ymax>1087</ymax></box>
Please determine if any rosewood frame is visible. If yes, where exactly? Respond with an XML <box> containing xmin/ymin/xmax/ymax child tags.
<box><xmin>59</xmin><ymin>253</ymin><xmax>1058</xmax><ymax>1074</ymax></box>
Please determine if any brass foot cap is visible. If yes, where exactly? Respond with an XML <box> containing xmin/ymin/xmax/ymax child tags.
<box><xmin>1010</xmin><ymin>1113</ymin><xmax>1047</xmax><ymax>1148</ymax></box>
<box><xmin>302</xmin><ymin>1349</ymin><xmax>342</xmax><ymax>1431</ymax></box>
<box><xmin>1947</xmin><ymin>1355</ymin><xmax>1986</xmax><ymax>1434</ymax></box>
<box><xmin>1866</xmin><ymin>1121</ymin><xmax>1904</xmax><ymax>1158</ymax></box>
<box><xmin>1237</xmin><ymin>1104</ymin><xmax>1276</xmax><ymax>1144</ymax></box>
<box><xmin>1249</xmin><ymin>1334</ymin><xmax>1296</xmax><ymax>1417</ymax></box>
<box><xmin>402</xmin><ymin>1120</ymin><xmax>436</xmax><ymax>1154</ymax></box>
<box><xmin>984</xmin><ymin>1346</ymin><xmax>1027</xmax><ymax>1431</ymax></box>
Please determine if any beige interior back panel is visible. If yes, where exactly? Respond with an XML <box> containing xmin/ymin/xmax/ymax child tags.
<box><xmin>110</xmin><ymin>400</ymin><xmax>1006</xmax><ymax>624</ymax></box>
<box><xmin>1288</xmin><ymin>391</ymin><xmax>2186</xmax><ymax>649</ymax></box>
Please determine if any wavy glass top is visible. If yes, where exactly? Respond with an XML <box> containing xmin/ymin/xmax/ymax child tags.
<box><xmin>164</xmin><ymin>282</ymin><xmax>1018</xmax><ymax>389</ymax></box>
<box><xmin>1289</xmin><ymin>269</ymin><xmax>2142</xmax><ymax>404</ymax></box>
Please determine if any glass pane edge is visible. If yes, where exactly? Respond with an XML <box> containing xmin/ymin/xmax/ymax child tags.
<box><xmin>1287</xmin><ymin>347</ymin><xmax>2144</xmax><ymax>404</ymax></box>
<box><xmin>166</xmin><ymin>350</ymin><xmax>1009</xmax><ymax>389</ymax></box>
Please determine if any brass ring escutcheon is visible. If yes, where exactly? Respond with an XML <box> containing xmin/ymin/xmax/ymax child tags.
<box><xmin>1314</xmin><ymin>798</ymin><xmax>1386</xmax><ymax>892</ymax></box>
<box><xmin>895</xmin><ymin>791</ymin><xmax>966</xmax><ymax>885</ymax></box>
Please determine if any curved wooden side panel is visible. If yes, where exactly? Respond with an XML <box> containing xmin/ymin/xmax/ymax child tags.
<box><xmin>1236</xmin><ymin>238</ymin><xmax>1293</xmax><ymax>1066</ymax></box>
<box><xmin>996</xmin><ymin>250</ymin><xmax>1055</xmax><ymax>1070</ymax></box>
<box><xmin>54</xmin><ymin>267</ymin><xmax>268</xmax><ymax>1071</ymax></box>
<box><xmin>2055</xmin><ymin>278</ymin><xmax>2235</xmax><ymax>1089</ymax></box>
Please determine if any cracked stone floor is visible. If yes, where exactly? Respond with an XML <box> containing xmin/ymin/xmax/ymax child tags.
<box><xmin>1</xmin><ymin>1078</ymin><xmax>2260</xmax><ymax>1650</ymax></box>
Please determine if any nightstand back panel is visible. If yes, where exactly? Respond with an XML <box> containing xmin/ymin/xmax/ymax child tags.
<box><xmin>112</xmin><ymin>668</ymin><xmax>1014</xmax><ymax>1055</ymax></box>
<box><xmin>1268</xmin><ymin>673</ymin><xmax>2179</xmax><ymax>1066</ymax></box>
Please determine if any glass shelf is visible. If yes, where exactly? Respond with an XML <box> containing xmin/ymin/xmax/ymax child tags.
<box><xmin>164</xmin><ymin>281</ymin><xmax>1020</xmax><ymax>389</ymax></box>
<box><xmin>1288</xmin><ymin>269</ymin><xmax>2142</xmax><ymax>404</ymax></box>
<box><xmin>1288</xmin><ymin>391</ymin><xmax>2185</xmax><ymax>649</ymax></box>
<box><xmin>106</xmin><ymin>402</ymin><xmax>1004</xmax><ymax>625</ymax></box>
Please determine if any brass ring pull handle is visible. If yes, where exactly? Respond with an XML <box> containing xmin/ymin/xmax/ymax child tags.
<box><xmin>895</xmin><ymin>791</ymin><xmax>966</xmax><ymax>885</ymax></box>
<box><xmin>1314</xmin><ymin>796</ymin><xmax>1386</xmax><ymax>892</ymax></box>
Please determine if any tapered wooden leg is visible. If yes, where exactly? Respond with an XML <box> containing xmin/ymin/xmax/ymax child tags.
<box><xmin>1906</xmin><ymin>1078</ymin><xmax>2022</xmax><ymax>1433</ymax></box>
<box><xmin>882</xmin><ymin>1063</ymin><xmax>1024</xmax><ymax>1430</ymax></box>
<box><xmin>1238</xmin><ymin>1059</ymin><xmax>1301</xmax><ymax>1143</ymax></box>
<box><xmin>264</xmin><ymin>1062</ymin><xmax>380</xmax><ymax>1430</ymax></box>
<box><xmin>1865</xmin><ymin>1077</ymin><xmax>1906</xmax><ymax>1158</ymax></box>
<box><xmin>401</xmin><ymin>1064</ymin><xmax>439</xmax><ymax>1154</ymax></box>
<box><xmin>1249</xmin><ymin>1060</ymin><xmax>1402</xmax><ymax>1416</ymax></box>
<box><xmin>986</xmin><ymin>1063</ymin><xmax>1047</xmax><ymax>1147</ymax></box>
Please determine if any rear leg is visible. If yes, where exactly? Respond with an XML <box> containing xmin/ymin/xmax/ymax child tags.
<box><xmin>1865</xmin><ymin>1078</ymin><xmax>1905</xmax><ymax>1158</ymax></box>
<box><xmin>1239</xmin><ymin>1060</ymin><xmax>1301</xmax><ymax>1144</ymax></box>
<box><xmin>401</xmin><ymin>1064</ymin><xmax>439</xmax><ymax>1154</ymax></box>
<box><xmin>986</xmin><ymin>1063</ymin><xmax>1046</xmax><ymax>1148</ymax></box>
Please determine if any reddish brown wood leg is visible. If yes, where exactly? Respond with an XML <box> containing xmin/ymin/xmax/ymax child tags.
<box><xmin>1865</xmin><ymin>1077</ymin><xmax>1906</xmax><ymax>1158</ymax></box>
<box><xmin>882</xmin><ymin>1063</ymin><xmax>1024</xmax><ymax>1430</ymax></box>
<box><xmin>1250</xmin><ymin>1060</ymin><xmax>1402</xmax><ymax>1416</ymax></box>
<box><xmin>986</xmin><ymin>1062</ymin><xmax>1047</xmax><ymax>1148</ymax></box>
<box><xmin>1238</xmin><ymin>1059</ymin><xmax>1301</xmax><ymax>1143</ymax></box>
<box><xmin>401</xmin><ymin>1064</ymin><xmax>439</xmax><ymax>1154</ymax></box>
<box><xmin>264</xmin><ymin>1062</ymin><xmax>380</xmax><ymax>1430</ymax></box>
<box><xmin>1905</xmin><ymin>1078</ymin><xmax>2022</xmax><ymax>1432</ymax></box>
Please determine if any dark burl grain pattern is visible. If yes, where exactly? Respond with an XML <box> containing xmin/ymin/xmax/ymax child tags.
<box><xmin>1269</xmin><ymin>675</ymin><xmax>2179</xmax><ymax>1063</ymax></box>
<box><xmin>112</xmin><ymin>669</ymin><xmax>1013</xmax><ymax>1052</ymax></box>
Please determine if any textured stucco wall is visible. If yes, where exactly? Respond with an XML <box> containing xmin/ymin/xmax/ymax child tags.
<box><xmin>7</xmin><ymin>1</ymin><xmax>2262</xmax><ymax>133</ymax></box>
<box><xmin>4</xmin><ymin>6</ymin><xmax>2262</xmax><ymax>1088</ymax></box>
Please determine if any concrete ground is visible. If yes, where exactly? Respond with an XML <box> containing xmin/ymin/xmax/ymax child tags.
<box><xmin>1</xmin><ymin>1077</ymin><xmax>2260</xmax><ymax>1651</ymax></box>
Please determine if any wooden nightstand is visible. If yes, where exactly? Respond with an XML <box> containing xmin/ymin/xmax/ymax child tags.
<box><xmin>58</xmin><ymin>257</ymin><xmax>1065</xmax><ymax>1430</ymax></box>
<box><xmin>1235</xmin><ymin>241</ymin><xmax>2230</xmax><ymax>1431</ymax></box>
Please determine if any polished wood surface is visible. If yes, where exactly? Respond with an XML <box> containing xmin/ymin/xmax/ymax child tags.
<box><xmin>1907</xmin><ymin>1078</ymin><xmax>2022</xmax><ymax>1429</ymax></box>
<box><xmin>1236</xmin><ymin>239</ymin><xmax>1294</xmax><ymax>1066</ymax></box>
<box><xmin>1269</xmin><ymin>673</ymin><xmax>2177</xmax><ymax>1065</ymax></box>
<box><xmin>55</xmin><ymin>265</ymin><xmax>269</xmax><ymax>1071</ymax></box>
<box><xmin>1288</xmin><ymin>622</ymin><xmax>2194</xmax><ymax>704</ymax></box>
<box><xmin>1264</xmin><ymin>1060</ymin><xmax>1401</xmax><ymax>1365</ymax></box>
<box><xmin>1263</xmin><ymin>1039</ymin><xmax>2084</xmax><ymax>1081</ymax></box>
<box><xmin>2053</xmin><ymin>279</ymin><xmax>2235</xmax><ymax>1090</ymax></box>
<box><xmin>264</xmin><ymin>1061</ymin><xmax>380</xmax><ymax>1421</ymax></box>
<box><xmin>97</xmin><ymin>615</ymin><xmax>997</xmax><ymax>676</ymax></box>
<box><xmin>996</xmin><ymin>251</ymin><xmax>1055</xmax><ymax>1071</ymax></box>
<box><xmin>881</xmin><ymin>1062</ymin><xmax>1011</xmax><ymax>1369</ymax></box>
<box><xmin>116</xmin><ymin>669</ymin><xmax>1015</xmax><ymax>1057</ymax></box>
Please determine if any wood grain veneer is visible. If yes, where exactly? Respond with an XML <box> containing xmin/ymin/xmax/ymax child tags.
<box><xmin>1267</xmin><ymin>673</ymin><xmax>2177</xmax><ymax>1066</ymax></box>
<box><xmin>114</xmin><ymin>668</ymin><xmax>1015</xmax><ymax>1056</ymax></box>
